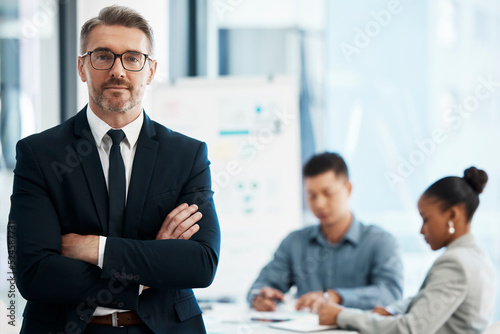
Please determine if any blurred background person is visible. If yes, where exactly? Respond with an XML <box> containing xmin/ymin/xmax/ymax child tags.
<box><xmin>248</xmin><ymin>152</ymin><xmax>403</xmax><ymax>312</ymax></box>
<box><xmin>319</xmin><ymin>167</ymin><xmax>496</xmax><ymax>334</ymax></box>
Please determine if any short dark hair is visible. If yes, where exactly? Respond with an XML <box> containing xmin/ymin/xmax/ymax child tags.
<box><xmin>80</xmin><ymin>5</ymin><xmax>155</xmax><ymax>55</ymax></box>
<box><xmin>423</xmin><ymin>167</ymin><xmax>488</xmax><ymax>221</ymax></box>
<box><xmin>303</xmin><ymin>152</ymin><xmax>349</xmax><ymax>179</ymax></box>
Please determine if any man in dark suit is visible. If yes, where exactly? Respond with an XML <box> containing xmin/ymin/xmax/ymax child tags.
<box><xmin>8</xmin><ymin>5</ymin><xmax>220</xmax><ymax>334</ymax></box>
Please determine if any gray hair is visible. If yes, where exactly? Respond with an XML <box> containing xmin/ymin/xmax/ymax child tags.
<box><xmin>80</xmin><ymin>5</ymin><xmax>154</xmax><ymax>55</ymax></box>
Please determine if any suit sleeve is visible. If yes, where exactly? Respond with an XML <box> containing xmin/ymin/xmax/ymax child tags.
<box><xmin>385</xmin><ymin>297</ymin><xmax>414</xmax><ymax>315</ymax></box>
<box><xmin>100</xmin><ymin>141</ymin><xmax>221</xmax><ymax>289</ymax></box>
<box><xmin>9</xmin><ymin>139</ymin><xmax>139</xmax><ymax>310</ymax></box>
<box><xmin>337</xmin><ymin>255</ymin><xmax>468</xmax><ymax>334</ymax></box>
<box><xmin>335</xmin><ymin>232</ymin><xmax>404</xmax><ymax>309</ymax></box>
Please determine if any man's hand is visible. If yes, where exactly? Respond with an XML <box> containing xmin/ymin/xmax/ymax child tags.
<box><xmin>318</xmin><ymin>303</ymin><xmax>343</xmax><ymax>325</ymax></box>
<box><xmin>251</xmin><ymin>287</ymin><xmax>285</xmax><ymax>312</ymax></box>
<box><xmin>61</xmin><ymin>233</ymin><xmax>99</xmax><ymax>265</ymax></box>
<box><xmin>295</xmin><ymin>290</ymin><xmax>342</xmax><ymax>313</ymax></box>
<box><xmin>156</xmin><ymin>203</ymin><xmax>202</xmax><ymax>240</ymax></box>
<box><xmin>61</xmin><ymin>204</ymin><xmax>201</xmax><ymax>282</ymax></box>
<box><xmin>141</xmin><ymin>203</ymin><xmax>203</xmax><ymax>291</ymax></box>
<box><xmin>371</xmin><ymin>306</ymin><xmax>393</xmax><ymax>316</ymax></box>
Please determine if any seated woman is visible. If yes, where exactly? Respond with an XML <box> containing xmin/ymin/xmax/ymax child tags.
<box><xmin>318</xmin><ymin>167</ymin><xmax>496</xmax><ymax>334</ymax></box>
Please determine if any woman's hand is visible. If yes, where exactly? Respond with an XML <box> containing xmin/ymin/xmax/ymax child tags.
<box><xmin>371</xmin><ymin>306</ymin><xmax>393</xmax><ymax>316</ymax></box>
<box><xmin>318</xmin><ymin>303</ymin><xmax>343</xmax><ymax>325</ymax></box>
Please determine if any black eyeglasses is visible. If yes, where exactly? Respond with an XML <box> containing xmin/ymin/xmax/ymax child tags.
<box><xmin>81</xmin><ymin>50</ymin><xmax>153</xmax><ymax>72</ymax></box>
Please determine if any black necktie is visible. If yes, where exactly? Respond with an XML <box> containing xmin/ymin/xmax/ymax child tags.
<box><xmin>107</xmin><ymin>129</ymin><xmax>126</xmax><ymax>236</ymax></box>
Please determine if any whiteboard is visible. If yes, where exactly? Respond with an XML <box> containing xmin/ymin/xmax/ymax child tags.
<box><xmin>146</xmin><ymin>76</ymin><xmax>303</xmax><ymax>300</ymax></box>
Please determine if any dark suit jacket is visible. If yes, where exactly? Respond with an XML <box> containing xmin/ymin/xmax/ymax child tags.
<box><xmin>8</xmin><ymin>106</ymin><xmax>221</xmax><ymax>334</ymax></box>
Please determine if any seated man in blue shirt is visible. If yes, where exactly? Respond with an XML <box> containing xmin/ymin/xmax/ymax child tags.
<box><xmin>248</xmin><ymin>152</ymin><xmax>403</xmax><ymax>312</ymax></box>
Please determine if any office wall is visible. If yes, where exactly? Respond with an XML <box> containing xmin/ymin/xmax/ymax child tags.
<box><xmin>1</xmin><ymin>1</ymin><xmax>61</xmax><ymax>332</ymax></box>
<box><xmin>325</xmin><ymin>0</ymin><xmax>500</xmax><ymax>319</ymax></box>
<box><xmin>147</xmin><ymin>76</ymin><xmax>303</xmax><ymax>300</ymax></box>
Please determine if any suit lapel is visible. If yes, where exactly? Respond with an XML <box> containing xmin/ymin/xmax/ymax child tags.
<box><xmin>123</xmin><ymin>113</ymin><xmax>158</xmax><ymax>238</ymax></box>
<box><xmin>73</xmin><ymin>107</ymin><xmax>110</xmax><ymax>235</ymax></box>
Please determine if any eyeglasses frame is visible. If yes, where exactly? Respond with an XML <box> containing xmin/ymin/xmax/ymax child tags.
<box><xmin>80</xmin><ymin>50</ymin><xmax>153</xmax><ymax>72</ymax></box>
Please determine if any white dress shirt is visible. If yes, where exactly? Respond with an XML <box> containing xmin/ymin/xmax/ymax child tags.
<box><xmin>86</xmin><ymin>106</ymin><xmax>144</xmax><ymax>316</ymax></box>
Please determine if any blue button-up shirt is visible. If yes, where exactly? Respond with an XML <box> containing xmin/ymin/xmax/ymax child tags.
<box><xmin>248</xmin><ymin>216</ymin><xmax>403</xmax><ymax>310</ymax></box>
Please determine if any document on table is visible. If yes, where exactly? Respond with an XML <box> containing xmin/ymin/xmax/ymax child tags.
<box><xmin>249</xmin><ymin>310</ymin><xmax>308</xmax><ymax>322</ymax></box>
<box><xmin>269</xmin><ymin>314</ymin><xmax>358</xmax><ymax>333</ymax></box>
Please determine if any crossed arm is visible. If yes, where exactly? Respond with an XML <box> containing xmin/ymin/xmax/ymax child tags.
<box><xmin>61</xmin><ymin>203</ymin><xmax>202</xmax><ymax>265</ymax></box>
<box><xmin>9</xmin><ymin>139</ymin><xmax>220</xmax><ymax>310</ymax></box>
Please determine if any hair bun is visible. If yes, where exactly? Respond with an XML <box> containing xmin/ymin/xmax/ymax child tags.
<box><xmin>463</xmin><ymin>167</ymin><xmax>488</xmax><ymax>194</ymax></box>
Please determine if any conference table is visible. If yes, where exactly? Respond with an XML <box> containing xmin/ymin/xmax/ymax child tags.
<box><xmin>203</xmin><ymin>303</ymin><xmax>359</xmax><ymax>334</ymax></box>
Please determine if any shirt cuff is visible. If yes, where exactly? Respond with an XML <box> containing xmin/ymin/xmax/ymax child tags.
<box><xmin>334</xmin><ymin>288</ymin><xmax>356</xmax><ymax>307</ymax></box>
<box><xmin>97</xmin><ymin>236</ymin><xmax>107</xmax><ymax>268</ymax></box>
<box><xmin>385</xmin><ymin>297</ymin><xmax>413</xmax><ymax>315</ymax></box>
<box><xmin>337</xmin><ymin>307</ymin><xmax>365</xmax><ymax>329</ymax></box>
<box><xmin>247</xmin><ymin>286</ymin><xmax>264</xmax><ymax>306</ymax></box>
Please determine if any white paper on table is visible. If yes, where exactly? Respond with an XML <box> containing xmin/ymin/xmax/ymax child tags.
<box><xmin>248</xmin><ymin>310</ymin><xmax>309</xmax><ymax>322</ymax></box>
<box><xmin>269</xmin><ymin>314</ymin><xmax>358</xmax><ymax>333</ymax></box>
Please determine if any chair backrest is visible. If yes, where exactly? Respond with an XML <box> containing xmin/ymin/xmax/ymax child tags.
<box><xmin>483</xmin><ymin>321</ymin><xmax>500</xmax><ymax>334</ymax></box>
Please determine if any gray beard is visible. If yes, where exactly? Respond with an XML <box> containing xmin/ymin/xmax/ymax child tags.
<box><xmin>92</xmin><ymin>90</ymin><xmax>138</xmax><ymax>113</ymax></box>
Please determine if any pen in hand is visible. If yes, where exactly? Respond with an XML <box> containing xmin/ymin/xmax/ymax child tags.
<box><xmin>254</xmin><ymin>293</ymin><xmax>284</xmax><ymax>304</ymax></box>
<box><xmin>251</xmin><ymin>288</ymin><xmax>285</xmax><ymax>312</ymax></box>
<box><xmin>323</xmin><ymin>286</ymin><xmax>329</xmax><ymax>304</ymax></box>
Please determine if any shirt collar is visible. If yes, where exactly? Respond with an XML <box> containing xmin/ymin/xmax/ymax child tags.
<box><xmin>87</xmin><ymin>104</ymin><xmax>144</xmax><ymax>149</ymax></box>
<box><xmin>309</xmin><ymin>214</ymin><xmax>362</xmax><ymax>247</ymax></box>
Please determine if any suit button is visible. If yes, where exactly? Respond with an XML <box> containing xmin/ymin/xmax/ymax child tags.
<box><xmin>113</xmin><ymin>272</ymin><xmax>120</xmax><ymax>279</ymax></box>
<box><xmin>80</xmin><ymin>315</ymin><xmax>89</xmax><ymax>321</ymax></box>
<box><xmin>118</xmin><ymin>302</ymin><xmax>125</xmax><ymax>308</ymax></box>
<box><xmin>126</xmin><ymin>274</ymin><xmax>133</xmax><ymax>280</ymax></box>
<box><xmin>134</xmin><ymin>275</ymin><xmax>140</xmax><ymax>281</ymax></box>
<box><xmin>120</xmin><ymin>273</ymin><xmax>127</xmax><ymax>279</ymax></box>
